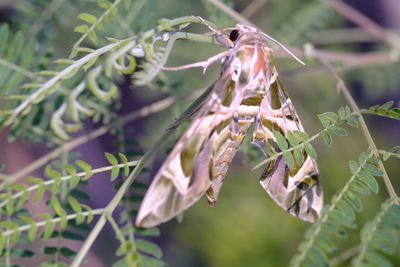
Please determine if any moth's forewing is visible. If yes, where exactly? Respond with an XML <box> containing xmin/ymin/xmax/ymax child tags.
<box><xmin>252</xmin><ymin>53</ymin><xmax>323</xmax><ymax>222</ymax></box>
<box><xmin>135</xmin><ymin>60</ymin><xmax>249</xmax><ymax>227</ymax></box>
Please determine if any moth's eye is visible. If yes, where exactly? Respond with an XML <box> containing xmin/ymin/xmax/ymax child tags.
<box><xmin>229</xmin><ymin>30</ymin><xmax>239</xmax><ymax>41</ymax></box>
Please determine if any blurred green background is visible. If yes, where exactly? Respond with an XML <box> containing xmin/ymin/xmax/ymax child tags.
<box><xmin>0</xmin><ymin>0</ymin><xmax>399</xmax><ymax>266</ymax></box>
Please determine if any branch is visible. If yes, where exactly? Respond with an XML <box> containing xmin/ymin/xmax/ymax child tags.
<box><xmin>1</xmin><ymin>209</ymin><xmax>104</xmax><ymax>237</ymax></box>
<box><xmin>315</xmin><ymin>53</ymin><xmax>398</xmax><ymax>200</ymax></box>
<box><xmin>207</xmin><ymin>0</ymin><xmax>257</xmax><ymax>27</ymax></box>
<box><xmin>0</xmin><ymin>90</ymin><xmax>201</xmax><ymax>187</ymax></box>
<box><xmin>241</xmin><ymin>0</ymin><xmax>268</xmax><ymax>19</ymax></box>
<box><xmin>325</xmin><ymin>0</ymin><xmax>400</xmax><ymax>50</ymax></box>
<box><xmin>0</xmin><ymin>161</ymin><xmax>139</xmax><ymax>209</ymax></box>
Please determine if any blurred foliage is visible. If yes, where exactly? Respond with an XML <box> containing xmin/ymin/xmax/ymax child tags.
<box><xmin>0</xmin><ymin>0</ymin><xmax>399</xmax><ymax>267</ymax></box>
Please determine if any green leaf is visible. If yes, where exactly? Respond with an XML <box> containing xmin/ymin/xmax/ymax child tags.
<box><xmin>75</xmin><ymin>160</ymin><xmax>93</xmax><ymax>180</ymax></box>
<box><xmin>364</xmin><ymin>250</ymin><xmax>392</xmax><ymax>267</ymax></box>
<box><xmin>67</xmin><ymin>196</ymin><xmax>82</xmax><ymax>213</ymax></box>
<box><xmin>323</xmin><ymin>112</ymin><xmax>338</xmax><ymax>123</ymax></box>
<box><xmin>119</xmin><ymin>153</ymin><xmax>130</xmax><ymax>176</ymax></box>
<box><xmin>356</xmin><ymin>171</ymin><xmax>379</xmax><ymax>193</ymax></box>
<box><xmin>293</xmin><ymin>147</ymin><xmax>304</xmax><ymax>165</ymax></box>
<box><xmin>59</xmin><ymin>247</ymin><xmax>77</xmax><ymax>260</ymax></box>
<box><xmin>328</xmin><ymin>125</ymin><xmax>347</xmax><ymax>136</ymax></box>
<box><xmin>62</xmin><ymin>230</ymin><xmax>85</xmax><ymax>241</ymax></box>
<box><xmin>26</xmin><ymin>177</ymin><xmax>44</xmax><ymax>184</ymax></box>
<box><xmin>16</xmin><ymin>191</ymin><xmax>29</xmax><ymax>210</ymax></box>
<box><xmin>363</xmin><ymin>163</ymin><xmax>383</xmax><ymax>177</ymax></box>
<box><xmin>70</xmin><ymin>175</ymin><xmax>81</xmax><ymax>188</ymax></box>
<box><xmin>136</xmin><ymin>239</ymin><xmax>163</xmax><ymax>258</ymax></box>
<box><xmin>34</xmin><ymin>184</ymin><xmax>46</xmax><ymax>202</ymax></box>
<box><xmin>283</xmin><ymin>152</ymin><xmax>295</xmax><ymax>169</ymax></box>
<box><xmin>348</xmin><ymin>160</ymin><xmax>358</xmax><ymax>174</ymax></box>
<box><xmin>349</xmin><ymin>182</ymin><xmax>371</xmax><ymax>195</ymax></box>
<box><xmin>370</xmin><ymin>238</ymin><xmax>396</xmax><ymax>254</ymax></box>
<box><xmin>43</xmin><ymin>246</ymin><xmax>58</xmax><ymax>255</ymax></box>
<box><xmin>273</xmin><ymin>130</ymin><xmax>288</xmax><ymax>150</ymax></box>
<box><xmin>287</xmin><ymin>131</ymin><xmax>299</xmax><ymax>146</ymax></box>
<box><xmin>110</xmin><ymin>166</ymin><xmax>120</xmax><ymax>181</ymax></box>
<box><xmin>320</xmin><ymin>130</ymin><xmax>332</xmax><ymax>146</ymax></box>
<box><xmin>105</xmin><ymin>152</ymin><xmax>118</xmax><ymax>165</ymax></box>
<box><xmin>136</xmin><ymin>227</ymin><xmax>160</xmax><ymax>236</ymax></box>
<box><xmin>346</xmin><ymin>116</ymin><xmax>358</xmax><ymax>128</ymax></box>
<box><xmin>140</xmin><ymin>255</ymin><xmax>168</xmax><ymax>267</ymax></box>
<box><xmin>28</xmin><ymin>224</ymin><xmax>38</xmax><ymax>242</ymax></box>
<box><xmin>99</xmin><ymin>0</ymin><xmax>112</xmax><ymax>9</ymax></box>
<box><xmin>308</xmin><ymin>247</ymin><xmax>328</xmax><ymax>265</ymax></box>
<box><xmin>380</xmin><ymin>100</ymin><xmax>394</xmax><ymax>110</ymax></box>
<box><xmin>304</xmin><ymin>143</ymin><xmax>317</xmax><ymax>159</ymax></box>
<box><xmin>74</xmin><ymin>25</ymin><xmax>89</xmax><ymax>33</ymax></box>
<box><xmin>344</xmin><ymin>192</ymin><xmax>362</xmax><ymax>212</ymax></box>
<box><xmin>42</xmin><ymin>220</ymin><xmax>55</xmax><ymax>240</ymax></box>
<box><xmin>337</xmin><ymin>200</ymin><xmax>355</xmax><ymax>221</ymax></box>
<box><xmin>88</xmin><ymin>30</ymin><xmax>98</xmax><ymax>44</ymax></box>
<box><xmin>50</xmin><ymin>197</ymin><xmax>66</xmax><ymax>217</ymax></box>
<box><xmin>10</xmin><ymin>248</ymin><xmax>34</xmax><ymax>258</ymax></box>
<box><xmin>6</xmin><ymin>198</ymin><xmax>14</xmax><ymax>216</ymax></box>
<box><xmin>78</xmin><ymin>13</ymin><xmax>97</xmax><ymax>25</ymax></box>
<box><xmin>330</xmin><ymin>209</ymin><xmax>356</xmax><ymax>229</ymax></box>
<box><xmin>63</xmin><ymin>164</ymin><xmax>77</xmax><ymax>175</ymax></box>
<box><xmin>318</xmin><ymin>114</ymin><xmax>331</xmax><ymax>128</ymax></box>
<box><xmin>338</xmin><ymin>106</ymin><xmax>346</xmax><ymax>119</ymax></box>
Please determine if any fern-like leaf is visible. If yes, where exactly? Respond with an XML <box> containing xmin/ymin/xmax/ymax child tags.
<box><xmin>290</xmin><ymin>148</ymin><xmax>383</xmax><ymax>267</ymax></box>
<box><xmin>352</xmin><ymin>198</ymin><xmax>400</xmax><ymax>266</ymax></box>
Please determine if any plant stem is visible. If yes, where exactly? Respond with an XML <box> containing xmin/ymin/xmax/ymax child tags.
<box><xmin>1</xmin><ymin>91</ymin><xmax>199</xmax><ymax>187</ymax></box>
<box><xmin>315</xmin><ymin>53</ymin><xmax>398</xmax><ymax>201</ymax></box>
<box><xmin>0</xmin><ymin>161</ymin><xmax>139</xmax><ymax>209</ymax></box>
<box><xmin>207</xmin><ymin>0</ymin><xmax>257</xmax><ymax>27</ymax></box>
<box><xmin>324</xmin><ymin>0</ymin><xmax>400</xmax><ymax>50</ymax></box>
<box><xmin>1</xmin><ymin>209</ymin><xmax>104</xmax><ymax>237</ymax></box>
<box><xmin>330</xmin><ymin>245</ymin><xmax>360</xmax><ymax>266</ymax></box>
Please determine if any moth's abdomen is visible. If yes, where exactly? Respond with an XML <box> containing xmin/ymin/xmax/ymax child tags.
<box><xmin>206</xmin><ymin>114</ymin><xmax>253</xmax><ymax>205</ymax></box>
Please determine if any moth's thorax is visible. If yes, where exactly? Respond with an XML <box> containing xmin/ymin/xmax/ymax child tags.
<box><xmin>230</xmin><ymin>43</ymin><xmax>271</xmax><ymax>87</ymax></box>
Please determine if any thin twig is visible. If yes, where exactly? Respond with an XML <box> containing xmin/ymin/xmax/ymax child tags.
<box><xmin>315</xmin><ymin>53</ymin><xmax>398</xmax><ymax>201</ymax></box>
<box><xmin>1</xmin><ymin>209</ymin><xmax>104</xmax><ymax>237</ymax></box>
<box><xmin>309</xmin><ymin>28</ymin><xmax>400</xmax><ymax>45</ymax></box>
<box><xmin>330</xmin><ymin>246</ymin><xmax>360</xmax><ymax>266</ymax></box>
<box><xmin>207</xmin><ymin>0</ymin><xmax>257</xmax><ymax>27</ymax></box>
<box><xmin>241</xmin><ymin>0</ymin><xmax>268</xmax><ymax>19</ymax></box>
<box><xmin>325</xmin><ymin>0</ymin><xmax>400</xmax><ymax>50</ymax></box>
<box><xmin>0</xmin><ymin>161</ymin><xmax>139</xmax><ymax>209</ymax></box>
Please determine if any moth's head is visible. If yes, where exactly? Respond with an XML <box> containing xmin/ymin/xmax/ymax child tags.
<box><xmin>228</xmin><ymin>24</ymin><xmax>258</xmax><ymax>43</ymax></box>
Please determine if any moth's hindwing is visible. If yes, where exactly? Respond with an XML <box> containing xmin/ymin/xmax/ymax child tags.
<box><xmin>252</xmin><ymin>65</ymin><xmax>323</xmax><ymax>222</ymax></box>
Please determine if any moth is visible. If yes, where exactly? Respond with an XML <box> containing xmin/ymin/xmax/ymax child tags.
<box><xmin>136</xmin><ymin>22</ymin><xmax>323</xmax><ymax>228</ymax></box>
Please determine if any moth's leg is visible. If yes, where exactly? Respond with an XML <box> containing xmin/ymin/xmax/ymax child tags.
<box><xmin>161</xmin><ymin>50</ymin><xmax>230</xmax><ymax>73</ymax></box>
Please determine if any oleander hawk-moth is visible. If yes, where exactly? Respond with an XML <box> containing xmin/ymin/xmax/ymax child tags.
<box><xmin>136</xmin><ymin>23</ymin><xmax>323</xmax><ymax>228</ymax></box>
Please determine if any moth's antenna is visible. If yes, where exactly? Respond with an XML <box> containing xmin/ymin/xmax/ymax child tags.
<box><xmin>261</xmin><ymin>32</ymin><xmax>306</xmax><ymax>66</ymax></box>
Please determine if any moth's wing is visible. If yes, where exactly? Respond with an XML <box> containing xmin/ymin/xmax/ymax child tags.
<box><xmin>136</xmin><ymin>72</ymin><xmax>247</xmax><ymax>228</ymax></box>
<box><xmin>252</xmin><ymin>67</ymin><xmax>323</xmax><ymax>222</ymax></box>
